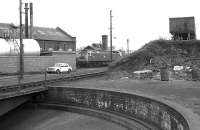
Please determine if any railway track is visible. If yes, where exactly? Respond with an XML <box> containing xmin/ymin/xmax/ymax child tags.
<box><xmin>0</xmin><ymin>70</ymin><xmax>106</xmax><ymax>99</ymax></box>
<box><xmin>45</xmin><ymin>71</ymin><xmax>106</xmax><ymax>84</ymax></box>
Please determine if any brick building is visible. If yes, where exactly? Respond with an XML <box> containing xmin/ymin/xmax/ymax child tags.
<box><xmin>0</xmin><ymin>23</ymin><xmax>76</xmax><ymax>52</ymax></box>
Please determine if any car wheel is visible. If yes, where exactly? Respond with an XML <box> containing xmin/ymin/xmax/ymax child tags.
<box><xmin>68</xmin><ymin>69</ymin><xmax>71</xmax><ymax>73</ymax></box>
<box><xmin>56</xmin><ymin>69</ymin><xmax>60</xmax><ymax>74</ymax></box>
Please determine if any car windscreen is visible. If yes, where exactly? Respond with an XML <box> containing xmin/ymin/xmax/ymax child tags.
<box><xmin>55</xmin><ymin>63</ymin><xmax>62</xmax><ymax>67</ymax></box>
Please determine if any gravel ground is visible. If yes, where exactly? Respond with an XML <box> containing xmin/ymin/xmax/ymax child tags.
<box><xmin>0</xmin><ymin>106</ymin><xmax>126</xmax><ymax>130</ymax></box>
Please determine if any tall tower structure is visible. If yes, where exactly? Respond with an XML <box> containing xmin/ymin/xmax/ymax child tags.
<box><xmin>102</xmin><ymin>35</ymin><xmax>108</xmax><ymax>50</ymax></box>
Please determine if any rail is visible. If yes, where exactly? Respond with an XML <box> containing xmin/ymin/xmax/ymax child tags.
<box><xmin>0</xmin><ymin>71</ymin><xmax>106</xmax><ymax>99</ymax></box>
<box><xmin>44</xmin><ymin>71</ymin><xmax>105</xmax><ymax>84</ymax></box>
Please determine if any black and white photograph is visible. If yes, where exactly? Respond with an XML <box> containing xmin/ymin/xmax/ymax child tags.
<box><xmin>0</xmin><ymin>0</ymin><xmax>200</xmax><ymax>130</ymax></box>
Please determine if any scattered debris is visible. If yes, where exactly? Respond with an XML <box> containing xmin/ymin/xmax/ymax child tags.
<box><xmin>173</xmin><ymin>66</ymin><xmax>184</xmax><ymax>71</ymax></box>
<box><xmin>133</xmin><ymin>70</ymin><xmax>153</xmax><ymax>79</ymax></box>
<box><xmin>120</xmin><ymin>77</ymin><xmax>129</xmax><ymax>80</ymax></box>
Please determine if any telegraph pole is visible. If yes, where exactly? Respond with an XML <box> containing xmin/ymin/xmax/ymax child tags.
<box><xmin>19</xmin><ymin>0</ymin><xmax>24</xmax><ymax>81</ymax></box>
<box><xmin>110</xmin><ymin>10</ymin><xmax>113</xmax><ymax>62</ymax></box>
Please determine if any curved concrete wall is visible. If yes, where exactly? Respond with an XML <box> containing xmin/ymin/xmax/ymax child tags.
<box><xmin>40</xmin><ymin>87</ymin><xmax>192</xmax><ymax>130</ymax></box>
<box><xmin>38</xmin><ymin>103</ymin><xmax>152</xmax><ymax>130</ymax></box>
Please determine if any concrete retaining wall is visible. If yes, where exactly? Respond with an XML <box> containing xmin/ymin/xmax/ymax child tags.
<box><xmin>0</xmin><ymin>52</ymin><xmax>76</xmax><ymax>73</ymax></box>
<box><xmin>40</xmin><ymin>87</ymin><xmax>190</xmax><ymax>130</ymax></box>
<box><xmin>38</xmin><ymin>103</ymin><xmax>150</xmax><ymax>130</ymax></box>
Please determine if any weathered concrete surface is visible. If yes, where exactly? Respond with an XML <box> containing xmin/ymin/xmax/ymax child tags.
<box><xmin>0</xmin><ymin>95</ymin><xmax>31</xmax><ymax>116</ymax></box>
<box><xmin>38</xmin><ymin>103</ymin><xmax>150</xmax><ymax>130</ymax></box>
<box><xmin>0</xmin><ymin>107</ymin><xmax>126</xmax><ymax>130</ymax></box>
<box><xmin>44</xmin><ymin>87</ymin><xmax>188</xmax><ymax>129</ymax></box>
<box><xmin>51</xmin><ymin>78</ymin><xmax>200</xmax><ymax>130</ymax></box>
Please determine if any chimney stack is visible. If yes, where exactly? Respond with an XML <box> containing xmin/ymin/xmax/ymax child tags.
<box><xmin>127</xmin><ymin>39</ymin><xmax>129</xmax><ymax>54</ymax></box>
<box><xmin>102</xmin><ymin>35</ymin><xmax>108</xmax><ymax>50</ymax></box>
<box><xmin>24</xmin><ymin>3</ymin><xmax>29</xmax><ymax>38</ymax></box>
<box><xmin>29</xmin><ymin>3</ymin><xmax>33</xmax><ymax>38</ymax></box>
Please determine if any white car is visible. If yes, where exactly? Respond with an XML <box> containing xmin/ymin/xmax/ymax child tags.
<box><xmin>46</xmin><ymin>63</ymin><xmax>72</xmax><ymax>74</ymax></box>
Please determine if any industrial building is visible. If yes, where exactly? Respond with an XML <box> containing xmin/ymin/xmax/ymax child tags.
<box><xmin>169</xmin><ymin>16</ymin><xmax>196</xmax><ymax>40</ymax></box>
<box><xmin>0</xmin><ymin>23</ymin><xmax>76</xmax><ymax>52</ymax></box>
<box><xmin>32</xmin><ymin>26</ymin><xmax>76</xmax><ymax>52</ymax></box>
<box><xmin>0</xmin><ymin>2</ymin><xmax>76</xmax><ymax>74</ymax></box>
<box><xmin>0</xmin><ymin>23</ymin><xmax>77</xmax><ymax>73</ymax></box>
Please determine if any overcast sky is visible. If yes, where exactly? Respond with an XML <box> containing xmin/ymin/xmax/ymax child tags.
<box><xmin>1</xmin><ymin>0</ymin><xmax>200</xmax><ymax>50</ymax></box>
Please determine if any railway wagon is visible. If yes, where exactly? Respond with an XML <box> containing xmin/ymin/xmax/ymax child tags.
<box><xmin>77</xmin><ymin>50</ymin><xmax>121</xmax><ymax>68</ymax></box>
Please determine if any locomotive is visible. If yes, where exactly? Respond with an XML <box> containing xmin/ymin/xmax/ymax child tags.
<box><xmin>76</xmin><ymin>49</ymin><xmax>122</xmax><ymax>68</ymax></box>
<box><xmin>76</xmin><ymin>35</ymin><xmax>122</xmax><ymax>68</ymax></box>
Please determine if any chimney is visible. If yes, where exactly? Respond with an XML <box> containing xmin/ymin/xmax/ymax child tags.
<box><xmin>29</xmin><ymin>3</ymin><xmax>33</xmax><ymax>38</ymax></box>
<box><xmin>102</xmin><ymin>35</ymin><xmax>108</xmax><ymax>50</ymax></box>
<box><xmin>127</xmin><ymin>39</ymin><xmax>129</xmax><ymax>54</ymax></box>
<box><xmin>24</xmin><ymin>3</ymin><xmax>29</xmax><ymax>38</ymax></box>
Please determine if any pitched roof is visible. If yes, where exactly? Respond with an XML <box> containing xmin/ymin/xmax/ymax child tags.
<box><xmin>0</xmin><ymin>23</ymin><xmax>75</xmax><ymax>42</ymax></box>
<box><xmin>0</xmin><ymin>23</ymin><xmax>18</xmax><ymax>38</ymax></box>
<box><xmin>0</xmin><ymin>23</ymin><xmax>12</xmax><ymax>29</ymax></box>
<box><xmin>83</xmin><ymin>45</ymin><xmax>102</xmax><ymax>51</ymax></box>
<box><xmin>32</xmin><ymin>26</ymin><xmax>74</xmax><ymax>41</ymax></box>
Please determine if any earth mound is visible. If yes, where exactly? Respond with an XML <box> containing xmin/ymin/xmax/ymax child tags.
<box><xmin>108</xmin><ymin>39</ymin><xmax>200</xmax><ymax>80</ymax></box>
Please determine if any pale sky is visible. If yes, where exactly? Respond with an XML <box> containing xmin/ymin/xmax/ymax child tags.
<box><xmin>1</xmin><ymin>0</ymin><xmax>200</xmax><ymax>50</ymax></box>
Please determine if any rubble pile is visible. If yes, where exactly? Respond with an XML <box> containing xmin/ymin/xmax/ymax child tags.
<box><xmin>109</xmin><ymin>39</ymin><xmax>200</xmax><ymax>80</ymax></box>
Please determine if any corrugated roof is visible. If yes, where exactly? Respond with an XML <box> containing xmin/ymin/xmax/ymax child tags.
<box><xmin>0</xmin><ymin>23</ymin><xmax>75</xmax><ymax>42</ymax></box>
